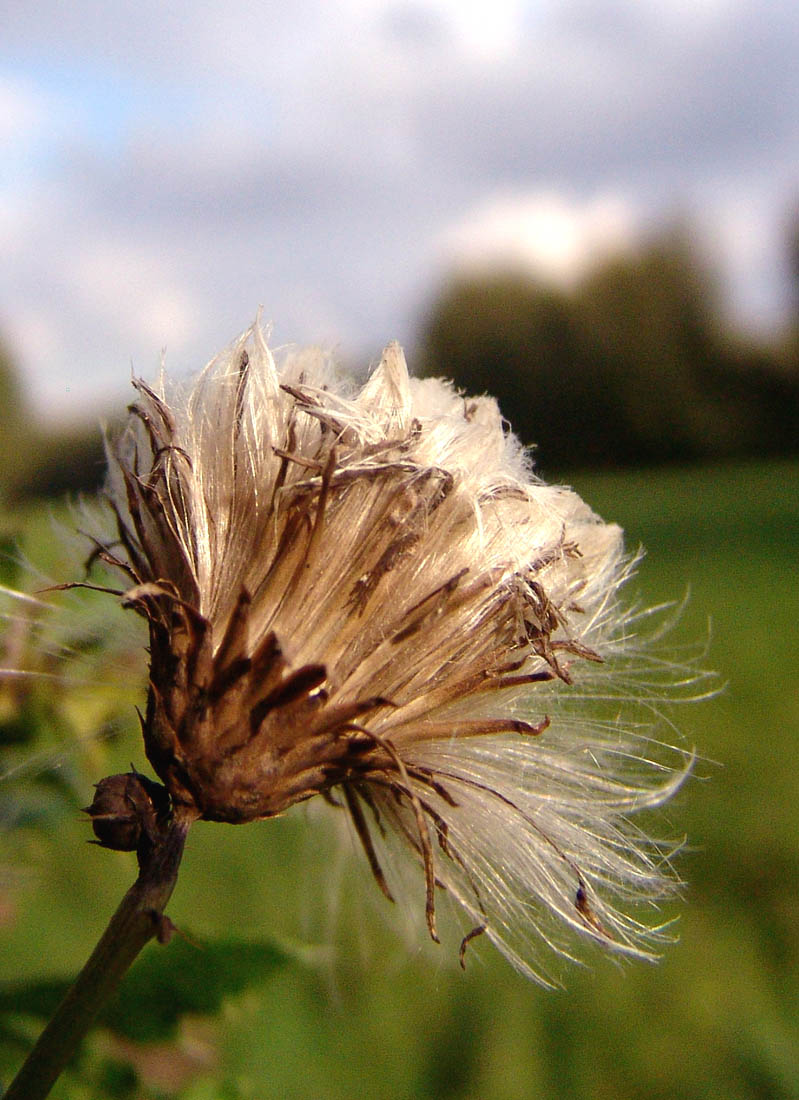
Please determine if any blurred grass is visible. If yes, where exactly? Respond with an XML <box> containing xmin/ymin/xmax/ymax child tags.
<box><xmin>1</xmin><ymin>458</ymin><xmax>797</xmax><ymax>1100</ymax></box>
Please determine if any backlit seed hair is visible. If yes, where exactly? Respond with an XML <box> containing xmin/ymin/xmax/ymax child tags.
<box><xmin>91</xmin><ymin>323</ymin><xmax>690</xmax><ymax>984</ymax></box>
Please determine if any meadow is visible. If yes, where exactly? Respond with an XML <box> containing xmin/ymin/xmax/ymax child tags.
<box><xmin>2</xmin><ymin>457</ymin><xmax>797</xmax><ymax>1100</ymax></box>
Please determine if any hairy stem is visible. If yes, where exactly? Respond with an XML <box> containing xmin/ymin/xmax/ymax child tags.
<box><xmin>4</xmin><ymin>805</ymin><xmax>196</xmax><ymax>1100</ymax></box>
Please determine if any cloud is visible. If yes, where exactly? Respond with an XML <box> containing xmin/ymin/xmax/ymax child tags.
<box><xmin>0</xmin><ymin>76</ymin><xmax>46</xmax><ymax>143</ymax></box>
<box><xmin>1</xmin><ymin>0</ymin><xmax>796</xmax><ymax>417</ymax></box>
<box><xmin>439</xmin><ymin>192</ymin><xmax>639</xmax><ymax>284</ymax></box>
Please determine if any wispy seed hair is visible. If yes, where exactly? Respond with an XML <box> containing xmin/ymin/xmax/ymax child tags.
<box><xmin>91</xmin><ymin>322</ymin><xmax>695</xmax><ymax>984</ymax></box>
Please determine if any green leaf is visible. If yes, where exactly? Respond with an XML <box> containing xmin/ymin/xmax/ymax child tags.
<box><xmin>0</xmin><ymin>934</ymin><xmax>290</xmax><ymax>1047</ymax></box>
<box><xmin>0</xmin><ymin>980</ymin><xmax>68</xmax><ymax>1021</ymax></box>
<box><xmin>104</xmin><ymin>935</ymin><xmax>289</xmax><ymax>1043</ymax></box>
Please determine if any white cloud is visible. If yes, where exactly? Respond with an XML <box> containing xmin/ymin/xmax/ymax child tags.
<box><xmin>0</xmin><ymin>0</ymin><xmax>796</xmax><ymax>417</ymax></box>
<box><xmin>701</xmin><ymin>188</ymin><xmax>796</xmax><ymax>330</ymax></box>
<box><xmin>439</xmin><ymin>191</ymin><xmax>639</xmax><ymax>285</ymax></box>
<box><xmin>0</xmin><ymin>77</ymin><xmax>45</xmax><ymax>143</ymax></box>
<box><xmin>70</xmin><ymin>241</ymin><xmax>197</xmax><ymax>349</ymax></box>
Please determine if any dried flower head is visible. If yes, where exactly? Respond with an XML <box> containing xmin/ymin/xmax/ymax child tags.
<box><xmin>92</xmin><ymin>322</ymin><xmax>689</xmax><ymax>983</ymax></box>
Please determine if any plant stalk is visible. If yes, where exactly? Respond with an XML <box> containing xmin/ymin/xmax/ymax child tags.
<box><xmin>4</xmin><ymin>805</ymin><xmax>196</xmax><ymax>1100</ymax></box>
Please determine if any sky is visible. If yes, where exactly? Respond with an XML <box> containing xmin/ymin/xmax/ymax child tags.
<box><xmin>1</xmin><ymin>0</ymin><xmax>797</xmax><ymax>419</ymax></box>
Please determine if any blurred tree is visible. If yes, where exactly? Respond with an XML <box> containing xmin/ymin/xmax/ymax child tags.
<box><xmin>0</xmin><ymin>341</ymin><xmax>31</xmax><ymax>500</ymax></box>
<box><xmin>16</xmin><ymin>424</ymin><xmax>108</xmax><ymax>501</ymax></box>
<box><xmin>417</xmin><ymin>228</ymin><xmax>799</xmax><ymax>471</ymax></box>
<box><xmin>576</xmin><ymin>232</ymin><xmax>749</xmax><ymax>463</ymax></box>
<box><xmin>0</xmin><ymin>338</ymin><xmax>109</xmax><ymax>503</ymax></box>
<box><xmin>416</xmin><ymin>276</ymin><xmax>605</xmax><ymax>469</ymax></box>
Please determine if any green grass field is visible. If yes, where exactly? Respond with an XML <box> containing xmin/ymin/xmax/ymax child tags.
<box><xmin>2</xmin><ymin>458</ymin><xmax>798</xmax><ymax>1100</ymax></box>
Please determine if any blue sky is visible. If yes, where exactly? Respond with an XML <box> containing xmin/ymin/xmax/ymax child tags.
<box><xmin>2</xmin><ymin>0</ymin><xmax>797</xmax><ymax>418</ymax></box>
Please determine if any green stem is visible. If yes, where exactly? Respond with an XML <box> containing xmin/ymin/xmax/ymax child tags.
<box><xmin>4</xmin><ymin>806</ymin><xmax>196</xmax><ymax>1100</ymax></box>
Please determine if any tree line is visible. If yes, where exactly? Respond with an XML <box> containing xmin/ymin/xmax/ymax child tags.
<box><xmin>417</xmin><ymin>228</ymin><xmax>799</xmax><ymax>474</ymax></box>
<box><xmin>0</xmin><ymin>339</ymin><xmax>109</xmax><ymax>503</ymax></box>
<box><xmin>2</xmin><ymin>225</ymin><xmax>798</xmax><ymax>502</ymax></box>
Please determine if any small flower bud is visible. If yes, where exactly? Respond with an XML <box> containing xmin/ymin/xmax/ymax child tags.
<box><xmin>84</xmin><ymin>771</ymin><xmax>170</xmax><ymax>853</ymax></box>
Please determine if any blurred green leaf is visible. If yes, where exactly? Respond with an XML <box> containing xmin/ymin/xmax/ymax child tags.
<box><xmin>0</xmin><ymin>979</ymin><xmax>68</xmax><ymax>1021</ymax></box>
<box><xmin>0</xmin><ymin>935</ymin><xmax>289</xmax><ymax>1048</ymax></box>
<box><xmin>89</xmin><ymin>1057</ymin><xmax>139</xmax><ymax>1098</ymax></box>
<box><xmin>177</xmin><ymin>1079</ymin><xmax>250</xmax><ymax>1100</ymax></box>
<box><xmin>2</xmin><ymin>459</ymin><xmax>797</xmax><ymax>1099</ymax></box>
<box><xmin>0</xmin><ymin>534</ymin><xmax>21</xmax><ymax>588</ymax></box>
<box><xmin>105</xmin><ymin>935</ymin><xmax>289</xmax><ymax>1042</ymax></box>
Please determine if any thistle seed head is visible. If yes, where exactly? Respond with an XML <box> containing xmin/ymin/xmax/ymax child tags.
<box><xmin>95</xmin><ymin>322</ymin><xmax>691</xmax><ymax>982</ymax></box>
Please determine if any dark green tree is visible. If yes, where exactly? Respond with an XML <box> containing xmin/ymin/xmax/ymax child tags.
<box><xmin>0</xmin><ymin>341</ymin><xmax>30</xmax><ymax>499</ymax></box>
<box><xmin>417</xmin><ymin>228</ymin><xmax>799</xmax><ymax>471</ymax></box>
<box><xmin>417</xmin><ymin>275</ymin><xmax>608</xmax><ymax>472</ymax></box>
<box><xmin>0</xmin><ymin>338</ymin><xmax>107</xmax><ymax>503</ymax></box>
